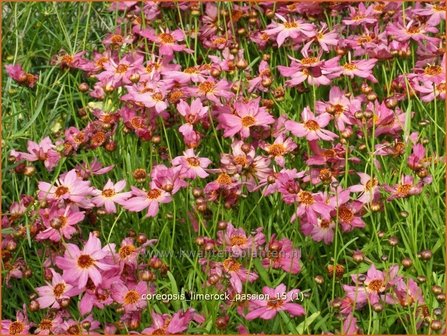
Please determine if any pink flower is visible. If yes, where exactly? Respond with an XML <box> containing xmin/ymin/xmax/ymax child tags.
<box><xmin>285</xmin><ymin>107</ymin><xmax>337</xmax><ymax>141</ymax></box>
<box><xmin>384</xmin><ymin>175</ymin><xmax>422</xmax><ymax>201</ymax></box>
<box><xmin>394</xmin><ymin>278</ymin><xmax>424</xmax><ymax>306</ymax></box>
<box><xmin>139</xmin><ymin>28</ymin><xmax>192</xmax><ymax>57</ymax></box>
<box><xmin>142</xmin><ymin>309</ymin><xmax>204</xmax><ymax>335</ymax></box>
<box><xmin>188</xmin><ymin>79</ymin><xmax>234</xmax><ymax>105</ymax></box>
<box><xmin>10</xmin><ymin>137</ymin><xmax>60</xmax><ymax>171</ymax></box>
<box><xmin>55</xmin><ymin>233</ymin><xmax>115</xmax><ymax>289</ymax></box>
<box><xmin>261</xmin><ymin>134</ymin><xmax>297</xmax><ymax>167</ymax></box>
<box><xmin>349</xmin><ymin>173</ymin><xmax>380</xmax><ymax>203</ymax></box>
<box><xmin>218</xmin><ymin>98</ymin><xmax>275</xmax><ymax>138</ymax></box>
<box><xmin>262</xmin><ymin>235</ymin><xmax>301</xmax><ymax>274</ymax></box>
<box><xmin>1</xmin><ymin>306</ymin><xmax>31</xmax><ymax>335</ymax></box>
<box><xmin>217</xmin><ymin>223</ymin><xmax>264</xmax><ymax>257</ymax></box>
<box><xmin>92</xmin><ymin>179</ymin><xmax>131</xmax><ymax>213</ymax></box>
<box><xmin>177</xmin><ymin>98</ymin><xmax>209</xmax><ymax>125</ymax></box>
<box><xmin>37</xmin><ymin>169</ymin><xmax>93</xmax><ymax>207</ymax></box>
<box><xmin>293</xmin><ymin>190</ymin><xmax>334</xmax><ymax>224</ymax></box>
<box><xmin>5</xmin><ymin>64</ymin><xmax>38</xmax><ymax>88</ymax></box>
<box><xmin>172</xmin><ymin>149</ymin><xmax>212</xmax><ymax>179</ymax></box>
<box><xmin>278</xmin><ymin>51</ymin><xmax>340</xmax><ymax>86</ymax></box>
<box><xmin>35</xmin><ymin>269</ymin><xmax>80</xmax><ymax>309</ymax></box>
<box><xmin>112</xmin><ymin>281</ymin><xmax>147</xmax><ymax>313</ymax></box>
<box><xmin>36</xmin><ymin>205</ymin><xmax>84</xmax><ymax>242</ymax></box>
<box><xmin>245</xmin><ymin>284</ymin><xmax>305</xmax><ymax>320</ymax></box>
<box><xmin>301</xmin><ymin>216</ymin><xmax>336</xmax><ymax>245</ymax></box>
<box><xmin>343</xmin><ymin>4</ymin><xmax>377</xmax><ymax>26</ymax></box>
<box><xmin>264</xmin><ymin>14</ymin><xmax>315</xmax><ymax>47</ymax></box>
<box><xmin>123</xmin><ymin>186</ymin><xmax>172</xmax><ymax>217</ymax></box>
<box><xmin>336</xmin><ymin>57</ymin><xmax>378</xmax><ymax>82</ymax></box>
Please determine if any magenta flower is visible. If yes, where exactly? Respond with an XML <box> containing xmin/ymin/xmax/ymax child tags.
<box><xmin>37</xmin><ymin>169</ymin><xmax>93</xmax><ymax>207</ymax></box>
<box><xmin>112</xmin><ymin>281</ymin><xmax>147</xmax><ymax>313</ymax></box>
<box><xmin>122</xmin><ymin>186</ymin><xmax>172</xmax><ymax>217</ymax></box>
<box><xmin>172</xmin><ymin>149</ymin><xmax>212</xmax><ymax>179</ymax></box>
<box><xmin>218</xmin><ymin>98</ymin><xmax>275</xmax><ymax>138</ymax></box>
<box><xmin>55</xmin><ymin>233</ymin><xmax>115</xmax><ymax>289</ymax></box>
<box><xmin>285</xmin><ymin>107</ymin><xmax>337</xmax><ymax>141</ymax></box>
<box><xmin>35</xmin><ymin>269</ymin><xmax>80</xmax><ymax>309</ymax></box>
<box><xmin>264</xmin><ymin>14</ymin><xmax>315</xmax><ymax>47</ymax></box>
<box><xmin>1</xmin><ymin>306</ymin><xmax>31</xmax><ymax>335</ymax></box>
<box><xmin>10</xmin><ymin>137</ymin><xmax>60</xmax><ymax>171</ymax></box>
<box><xmin>394</xmin><ymin>278</ymin><xmax>424</xmax><ymax>307</ymax></box>
<box><xmin>96</xmin><ymin>53</ymin><xmax>144</xmax><ymax>87</ymax></box>
<box><xmin>92</xmin><ymin>179</ymin><xmax>131</xmax><ymax>213</ymax></box>
<box><xmin>245</xmin><ymin>284</ymin><xmax>305</xmax><ymax>320</ymax></box>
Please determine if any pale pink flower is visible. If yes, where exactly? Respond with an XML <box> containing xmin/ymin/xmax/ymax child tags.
<box><xmin>123</xmin><ymin>186</ymin><xmax>172</xmax><ymax>217</ymax></box>
<box><xmin>245</xmin><ymin>284</ymin><xmax>305</xmax><ymax>320</ymax></box>
<box><xmin>172</xmin><ymin>149</ymin><xmax>212</xmax><ymax>179</ymax></box>
<box><xmin>55</xmin><ymin>233</ymin><xmax>115</xmax><ymax>289</ymax></box>
<box><xmin>285</xmin><ymin>107</ymin><xmax>337</xmax><ymax>141</ymax></box>
<box><xmin>35</xmin><ymin>269</ymin><xmax>80</xmax><ymax>309</ymax></box>
<box><xmin>92</xmin><ymin>179</ymin><xmax>131</xmax><ymax>213</ymax></box>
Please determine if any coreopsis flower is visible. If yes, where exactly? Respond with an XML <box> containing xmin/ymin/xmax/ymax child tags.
<box><xmin>151</xmin><ymin>165</ymin><xmax>188</xmax><ymax>194</ymax></box>
<box><xmin>301</xmin><ymin>216</ymin><xmax>336</xmax><ymax>245</ymax></box>
<box><xmin>278</xmin><ymin>51</ymin><xmax>340</xmax><ymax>86</ymax></box>
<box><xmin>91</xmin><ymin>179</ymin><xmax>131</xmax><ymax>213</ymax></box>
<box><xmin>384</xmin><ymin>175</ymin><xmax>423</xmax><ymax>201</ymax></box>
<box><xmin>55</xmin><ymin>233</ymin><xmax>115</xmax><ymax>288</ymax></box>
<box><xmin>413</xmin><ymin>3</ymin><xmax>447</xmax><ymax>26</ymax></box>
<box><xmin>172</xmin><ymin>149</ymin><xmax>212</xmax><ymax>179</ymax></box>
<box><xmin>342</xmin><ymin>3</ymin><xmax>377</xmax><ymax>26</ymax></box>
<box><xmin>292</xmin><ymin>190</ymin><xmax>334</xmax><ymax>224</ymax></box>
<box><xmin>122</xmin><ymin>82</ymin><xmax>169</xmax><ymax>113</ymax></box>
<box><xmin>1</xmin><ymin>306</ymin><xmax>32</xmax><ymax>335</ymax></box>
<box><xmin>218</xmin><ymin>98</ymin><xmax>275</xmax><ymax>138</ymax></box>
<box><xmin>414</xmin><ymin>79</ymin><xmax>446</xmax><ymax>102</ymax></box>
<box><xmin>335</xmin><ymin>57</ymin><xmax>378</xmax><ymax>82</ymax></box>
<box><xmin>5</xmin><ymin>64</ymin><xmax>38</xmax><ymax>88</ymax></box>
<box><xmin>387</xmin><ymin>20</ymin><xmax>439</xmax><ymax>45</ymax></box>
<box><xmin>37</xmin><ymin>169</ymin><xmax>93</xmax><ymax>207</ymax></box>
<box><xmin>111</xmin><ymin>281</ymin><xmax>147</xmax><ymax>313</ymax></box>
<box><xmin>285</xmin><ymin>107</ymin><xmax>338</xmax><ymax>141</ymax></box>
<box><xmin>394</xmin><ymin>278</ymin><xmax>424</xmax><ymax>307</ymax></box>
<box><xmin>36</xmin><ymin>205</ymin><xmax>84</xmax><ymax>242</ymax></box>
<box><xmin>188</xmin><ymin>79</ymin><xmax>234</xmax><ymax>105</ymax></box>
<box><xmin>245</xmin><ymin>284</ymin><xmax>305</xmax><ymax>320</ymax></box>
<box><xmin>264</xmin><ymin>14</ymin><xmax>315</xmax><ymax>47</ymax></box>
<box><xmin>316</xmin><ymin>86</ymin><xmax>359</xmax><ymax>131</ymax></box>
<box><xmin>302</xmin><ymin>23</ymin><xmax>338</xmax><ymax>53</ymax></box>
<box><xmin>349</xmin><ymin>173</ymin><xmax>380</xmax><ymax>203</ymax></box>
<box><xmin>142</xmin><ymin>309</ymin><xmax>204</xmax><ymax>335</ymax></box>
<box><xmin>262</xmin><ymin>235</ymin><xmax>301</xmax><ymax>274</ymax></box>
<box><xmin>342</xmin><ymin>314</ymin><xmax>360</xmax><ymax>335</ymax></box>
<box><xmin>35</xmin><ymin>269</ymin><xmax>80</xmax><ymax>309</ymax></box>
<box><xmin>344</xmin><ymin>264</ymin><xmax>399</xmax><ymax>306</ymax></box>
<box><xmin>139</xmin><ymin>28</ymin><xmax>193</xmax><ymax>57</ymax></box>
<box><xmin>216</xmin><ymin>223</ymin><xmax>263</xmax><ymax>257</ymax></box>
<box><xmin>10</xmin><ymin>137</ymin><xmax>60</xmax><ymax>171</ymax></box>
<box><xmin>123</xmin><ymin>186</ymin><xmax>172</xmax><ymax>217</ymax></box>
<box><xmin>260</xmin><ymin>134</ymin><xmax>297</xmax><ymax>167</ymax></box>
